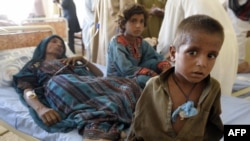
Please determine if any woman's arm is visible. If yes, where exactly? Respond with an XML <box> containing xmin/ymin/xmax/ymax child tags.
<box><xmin>24</xmin><ymin>88</ymin><xmax>61</xmax><ymax>126</ymax></box>
<box><xmin>13</xmin><ymin>61</ymin><xmax>62</xmax><ymax>126</ymax></box>
<box><xmin>83</xmin><ymin>60</ymin><xmax>104</xmax><ymax>77</ymax></box>
<box><xmin>61</xmin><ymin>56</ymin><xmax>103</xmax><ymax>77</ymax></box>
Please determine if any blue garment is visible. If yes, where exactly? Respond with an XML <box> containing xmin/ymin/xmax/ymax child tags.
<box><xmin>106</xmin><ymin>35</ymin><xmax>166</xmax><ymax>88</ymax></box>
<box><xmin>171</xmin><ymin>100</ymin><xmax>198</xmax><ymax>122</ymax></box>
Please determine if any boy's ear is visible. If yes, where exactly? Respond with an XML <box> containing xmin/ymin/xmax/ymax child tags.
<box><xmin>169</xmin><ymin>45</ymin><xmax>176</xmax><ymax>62</ymax></box>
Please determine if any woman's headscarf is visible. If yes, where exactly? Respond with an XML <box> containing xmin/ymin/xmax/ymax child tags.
<box><xmin>31</xmin><ymin>34</ymin><xmax>67</xmax><ymax>62</ymax></box>
<box><xmin>18</xmin><ymin>35</ymin><xmax>67</xmax><ymax>74</ymax></box>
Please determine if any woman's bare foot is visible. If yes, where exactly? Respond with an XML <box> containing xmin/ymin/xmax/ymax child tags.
<box><xmin>238</xmin><ymin>61</ymin><xmax>250</xmax><ymax>73</ymax></box>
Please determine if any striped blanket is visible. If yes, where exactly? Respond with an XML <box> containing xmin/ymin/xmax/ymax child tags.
<box><xmin>45</xmin><ymin>74</ymin><xmax>142</xmax><ymax>140</ymax></box>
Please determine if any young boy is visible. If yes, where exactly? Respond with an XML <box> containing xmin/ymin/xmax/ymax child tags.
<box><xmin>106</xmin><ymin>4</ymin><xmax>171</xmax><ymax>88</ymax></box>
<box><xmin>127</xmin><ymin>15</ymin><xmax>224</xmax><ymax>140</ymax></box>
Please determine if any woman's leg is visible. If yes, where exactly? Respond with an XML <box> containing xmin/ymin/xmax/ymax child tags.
<box><xmin>46</xmin><ymin>75</ymin><xmax>141</xmax><ymax>141</ymax></box>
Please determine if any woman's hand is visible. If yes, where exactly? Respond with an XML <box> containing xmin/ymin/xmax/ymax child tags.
<box><xmin>37</xmin><ymin>107</ymin><xmax>61</xmax><ymax>126</ymax></box>
<box><xmin>61</xmin><ymin>56</ymin><xmax>87</xmax><ymax>66</ymax></box>
<box><xmin>60</xmin><ymin>56</ymin><xmax>103</xmax><ymax>77</ymax></box>
<box><xmin>23</xmin><ymin>89</ymin><xmax>62</xmax><ymax>126</ymax></box>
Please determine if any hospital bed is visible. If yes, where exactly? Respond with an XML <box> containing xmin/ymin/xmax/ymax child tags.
<box><xmin>0</xmin><ymin>20</ymin><xmax>250</xmax><ymax>141</ymax></box>
<box><xmin>232</xmin><ymin>73</ymin><xmax>250</xmax><ymax>99</ymax></box>
<box><xmin>0</xmin><ymin>18</ymin><xmax>83</xmax><ymax>141</ymax></box>
<box><xmin>21</xmin><ymin>17</ymin><xmax>68</xmax><ymax>42</ymax></box>
<box><xmin>20</xmin><ymin>17</ymin><xmax>84</xmax><ymax>55</ymax></box>
<box><xmin>232</xmin><ymin>38</ymin><xmax>250</xmax><ymax>99</ymax></box>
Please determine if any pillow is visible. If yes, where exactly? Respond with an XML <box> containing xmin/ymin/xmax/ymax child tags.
<box><xmin>0</xmin><ymin>45</ymin><xmax>79</xmax><ymax>87</ymax></box>
<box><xmin>0</xmin><ymin>47</ymin><xmax>35</xmax><ymax>87</ymax></box>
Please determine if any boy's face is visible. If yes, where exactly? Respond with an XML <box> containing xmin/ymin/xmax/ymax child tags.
<box><xmin>124</xmin><ymin>14</ymin><xmax>145</xmax><ymax>37</ymax></box>
<box><xmin>170</xmin><ymin>31</ymin><xmax>223</xmax><ymax>83</ymax></box>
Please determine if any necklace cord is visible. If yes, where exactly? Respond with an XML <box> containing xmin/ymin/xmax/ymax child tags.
<box><xmin>172</xmin><ymin>74</ymin><xmax>197</xmax><ymax>101</ymax></box>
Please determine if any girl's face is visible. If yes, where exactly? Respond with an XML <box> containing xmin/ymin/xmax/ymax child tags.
<box><xmin>170</xmin><ymin>31</ymin><xmax>223</xmax><ymax>84</ymax></box>
<box><xmin>46</xmin><ymin>37</ymin><xmax>65</xmax><ymax>58</ymax></box>
<box><xmin>124</xmin><ymin>14</ymin><xmax>145</xmax><ymax>37</ymax></box>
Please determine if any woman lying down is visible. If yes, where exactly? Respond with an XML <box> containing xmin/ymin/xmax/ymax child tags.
<box><xmin>12</xmin><ymin>35</ymin><xmax>142</xmax><ymax>141</ymax></box>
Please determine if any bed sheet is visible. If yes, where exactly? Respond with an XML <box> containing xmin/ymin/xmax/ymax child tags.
<box><xmin>1</xmin><ymin>86</ymin><xmax>250</xmax><ymax>141</ymax></box>
<box><xmin>0</xmin><ymin>87</ymin><xmax>82</xmax><ymax>141</ymax></box>
<box><xmin>221</xmin><ymin>95</ymin><xmax>250</xmax><ymax>124</ymax></box>
<box><xmin>232</xmin><ymin>73</ymin><xmax>250</xmax><ymax>98</ymax></box>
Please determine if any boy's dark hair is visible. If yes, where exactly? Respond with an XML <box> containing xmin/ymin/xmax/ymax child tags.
<box><xmin>117</xmin><ymin>4</ymin><xmax>148</xmax><ymax>33</ymax></box>
<box><xmin>173</xmin><ymin>14</ymin><xmax>224</xmax><ymax>50</ymax></box>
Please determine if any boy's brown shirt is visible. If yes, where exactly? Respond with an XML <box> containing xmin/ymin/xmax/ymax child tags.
<box><xmin>128</xmin><ymin>67</ymin><xmax>223</xmax><ymax>141</ymax></box>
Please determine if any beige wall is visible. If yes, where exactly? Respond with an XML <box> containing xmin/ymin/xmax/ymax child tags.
<box><xmin>43</xmin><ymin>0</ymin><xmax>61</xmax><ymax>18</ymax></box>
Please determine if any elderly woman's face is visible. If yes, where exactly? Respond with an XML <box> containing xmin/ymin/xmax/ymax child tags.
<box><xmin>46</xmin><ymin>37</ymin><xmax>65</xmax><ymax>58</ymax></box>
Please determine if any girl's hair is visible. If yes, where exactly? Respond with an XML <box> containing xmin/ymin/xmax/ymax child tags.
<box><xmin>173</xmin><ymin>14</ymin><xmax>224</xmax><ymax>50</ymax></box>
<box><xmin>117</xmin><ymin>4</ymin><xmax>148</xmax><ymax>33</ymax></box>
